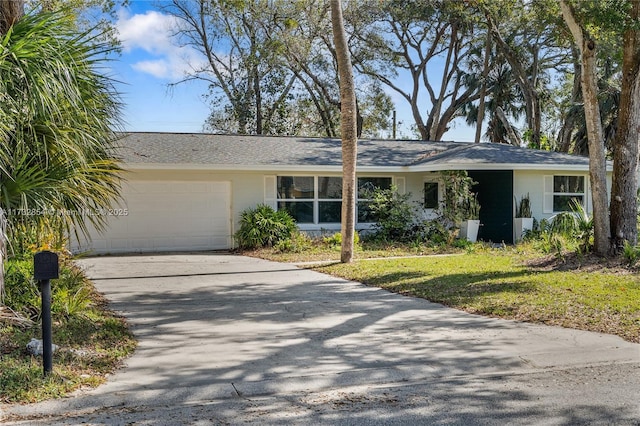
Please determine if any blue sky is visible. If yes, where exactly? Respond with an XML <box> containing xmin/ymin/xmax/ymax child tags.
<box><xmin>111</xmin><ymin>1</ymin><xmax>476</xmax><ymax>141</ymax></box>
<box><xmin>110</xmin><ymin>2</ymin><xmax>210</xmax><ymax>132</ymax></box>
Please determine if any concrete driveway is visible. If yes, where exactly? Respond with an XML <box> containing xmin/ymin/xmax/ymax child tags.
<box><xmin>3</xmin><ymin>253</ymin><xmax>639</xmax><ymax>425</ymax></box>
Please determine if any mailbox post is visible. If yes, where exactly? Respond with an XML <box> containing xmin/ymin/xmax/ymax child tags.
<box><xmin>34</xmin><ymin>251</ymin><xmax>59</xmax><ymax>376</ymax></box>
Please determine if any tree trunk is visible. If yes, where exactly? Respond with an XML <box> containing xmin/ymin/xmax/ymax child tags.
<box><xmin>610</xmin><ymin>0</ymin><xmax>640</xmax><ymax>252</ymax></box>
<box><xmin>475</xmin><ymin>31</ymin><xmax>492</xmax><ymax>144</ymax></box>
<box><xmin>0</xmin><ymin>209</ymin><xmax>5</xmax><ymax>303</ymax></box>
<box><xmin>408</xmin><ymin>79</ymin><xmax>429</xmax><ymax>140</ymax></box>
<box><xmin>560</xmin><ymin>0</ymin><xmax>610</xmax><ymax>256</ymax></box>
<box><xmin>254</xmin><ymin>70</ymin><xmax>263</xmax><ymax>135</ymax></box>
<box><xmin>557</xmin><ymin>49</ymin><xmax>582</xmax><ymax>153</ymax></box>
<box><xmin>495</xmin><ymin>106</ymin><xmax>521</xmax><ymax>146</ymax></box>
<box><xmin>485</xmin><ymin>12</ymin><xmax>541</xmax><ymax>149</ymax></box>
<box><xmin>428</xmin><ymin>24</ymin><xmax>458</xmax><ymax>141</ymax></box>
<box><xmin>331</xmin><ymin>0</ymin><xmax>357</xmax><ymax>264</ymax></box>
<box><xmin>0</xmin><ymin>0</ymin><xmax>23</xmax><ymax>35</ymax></box>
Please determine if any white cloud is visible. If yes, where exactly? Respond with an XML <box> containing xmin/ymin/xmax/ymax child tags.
<box><xmin>131</xmin><ymin>60</ymin><xmax>172</xmax><ymax>79</ymax></box>
<box><xmin>117</xmin><ymin>10</ymin><xmax>175</xmax><ymax>54</ymax></box>
<box><xmin>116</xmin><ymin>10</ymin><xmax>203</xmax><ymax>80</ymax></box>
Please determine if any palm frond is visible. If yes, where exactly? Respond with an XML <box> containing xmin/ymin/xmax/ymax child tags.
<box><xmin>0</xmin><ymin>9</ymin><xmax>124</xmax><ymax>252</ymax></box>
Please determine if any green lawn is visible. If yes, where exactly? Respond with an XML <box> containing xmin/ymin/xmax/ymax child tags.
<box><xmin>311</xmin><ymin>251</ymin><xmax>640</xmax><ymax>343</ymax></box>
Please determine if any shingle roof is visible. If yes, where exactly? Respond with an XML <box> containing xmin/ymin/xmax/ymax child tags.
<box><xmin>411</xmin><ymin>141</ymin><xmax>592</xmax><ymax>168</ymax></box>
<box><xmin>116</xmin><ymin>132</ymin><xmax>595</xmax><ymax>171</ymax></box>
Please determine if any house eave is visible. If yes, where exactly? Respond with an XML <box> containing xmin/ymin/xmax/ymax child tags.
<box><xmin>121</xmin><ymin>160</ymin><xmax>609</xmax><ymax>174</ymax></box>
<box><xmin>122</xmin><ymin>162</ymin><xmax>411</xmax><ymax>173</ymax></box>
<box><xmin>408</xmin><ymin>163</ymin><xmax>610</xmax><ymax>172</ymax></box>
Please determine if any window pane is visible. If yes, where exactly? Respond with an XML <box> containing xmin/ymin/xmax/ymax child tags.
<box><xmin>553</xmin><ymin>195</ymin><xmax>583</xmax><ymax>212</ymax></box>
<box><xmin>357</xmin><ymin>201</ymin><xmax>379</xmax><ymax>223</ymax></box>
<box><xmin>278</xmin><ymin>201</ymin><xmax>314</xmax><ymax>223</ymax></box>
<box><xmin>319</xmin><ymin>201</ymin><xmax>342</xmax><ymax>223</ymax></box>
<box><xmin>424</xmin><ymin>182</ymin><xmax>438</xmax><ymax>209</ymax></box>
<box><xmin>553</xmin><ymin>176</ymin><xmax>584</xmax><ymax>193</ymax></box>
<box><xmin>357</xmin><ymin>177</ymin><xmax>392</xmax><ymax>197</ymax></box>
<box><xmin>318</xmin><ymin>177</ymin><xmax>342</xmax><ymax>199</ymax></box>
<box><xmin>277</xmin><ymin>176</ymin><xmax>313</xmax><ymax>199</ymax></box>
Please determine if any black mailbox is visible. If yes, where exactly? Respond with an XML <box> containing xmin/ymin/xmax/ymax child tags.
<box><xmin>34</xmin><ymin>251</ymin><xmax>59</xmax><ymax>280</ymax></box>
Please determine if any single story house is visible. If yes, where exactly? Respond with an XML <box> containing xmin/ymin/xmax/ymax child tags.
<box><xmin>72</xmin><ymin>132</ymin><xmax>611</xmax><ymax>254</ymax></box>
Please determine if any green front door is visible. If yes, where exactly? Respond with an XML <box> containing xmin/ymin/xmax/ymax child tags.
<box><xmin>468</xmin><ymin>170</ymin><xmax>514</xmax><ymax>244</ymax></box>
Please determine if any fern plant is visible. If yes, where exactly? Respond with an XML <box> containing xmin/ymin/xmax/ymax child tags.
<box><xmin>623</xmin><ymin>241</ymin><xmax>640</xmax><ymax>266</ymax></box>
<box><xmin>570</xmin><ymin>199</ymin><xmax>594</xmax><ymax>253</ymax></box>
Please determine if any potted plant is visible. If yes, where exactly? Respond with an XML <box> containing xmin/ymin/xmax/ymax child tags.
<box><xmin>459</xmin><ymin>192</ymin><xmax>481</xmax><ymax>242</ymax></box>
<box><xmin>514</xmin><ymin>193</ymin><xmax>533</xmax><ymax>242</ymax></box>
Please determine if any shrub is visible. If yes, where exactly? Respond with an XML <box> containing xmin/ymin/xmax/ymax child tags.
<box><xmin>235</xmin><ymin>204</ymin><xmax>297</xmax><ymax>249</ymax></box>
<box><xmin>438</xmin><ymin>170</ymin><xmax>479</xmax><ymax>226</ymax></box>
<box><xmin>4</xmin><ymin>260</ymin><xmax>40</xmax><ymax>318</ymax></box>
<box><xmin>362</xmin><ymin>186</ymin><xmax>417</xmax><ymax>242</ymax></box>
<box><xmin>323</xmin><ymin>231</ymin><xmax>360</xmax><ymax>248</ymax></box>
<box><xmin>452</xmin><ymin>237</ymin><xmax>474</xmax><ymax>249</ymax></box>
<box><xmin>7</xmin><ymin>218</ymin><xmax>70</xmax><ymax>262</ymax></box>
<box><xmin>533</xmin><ymin>232</ymin><xmax>566</xmax><ymax>258</ymax></box>
<box><xmin>570</xmin><ymin>200</ymin><xmax>593</xmax><ymax>253</ymax></box>
<box><xmin>51</xmin><ymin>264</ymin><xmax>94</xmax><ymax>319</ymax></box>
<box><xmin>549</xmin><ymin>212</ymin><xmax>578</xmax><ymax>236</ymax></box>
<box><xmin>415</xmin><ymin>219</ymin><xmax>451</xmax><ymax>246</ymax></box>
<box><xmin>4</xmin><ymin>258</ymin><xmax>95</xmax><ymax>323</ymax></box>
<box><xmin>623</xmin><ymin>241</ymin><xmax>640</xmax><ymax>266</ymax></box>
<box><xmin>274</xmin><ymin>231</ymin><xmax>313</xmax><ymax>253</ymax></box>
<box><xmin>545</xmin><ymin>200</ymin><xmax>593</xmax><ymax>253</ymax></box>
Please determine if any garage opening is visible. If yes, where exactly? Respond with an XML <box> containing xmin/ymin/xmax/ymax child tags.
<box><xmin>73</xmin><ymin>180</ymin><xmax>231</xmax><ymax>253</ymax></box>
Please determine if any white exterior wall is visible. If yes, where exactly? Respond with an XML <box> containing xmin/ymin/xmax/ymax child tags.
<box><xmin>74</xmin><ymin>166</ymin><xmax>613</xmax><ymax>254</ymax></box>
<box><xmin>76</xmin><ymin>168</ymin><xmax>429</xmax><ymax>253</ymax></box>
<box><xmin>403</xmin><ymin>171</ymin><xmax>442</xmax><ymax>220</ymax></box>
<box><xmin>514</xmin><ymin>170</ymin><xmax>612</xmax><ymax>221</ymax></box>
<box><xmin>403</xmin><ymin>169</ymin><xmax>613</xmax><ymax>224</ymax></box>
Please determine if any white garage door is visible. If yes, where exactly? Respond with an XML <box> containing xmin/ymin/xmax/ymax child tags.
<box><xmin>79</xmin><ymin>180</ymin><xmax>231</xmax><ymax>253</ymax></box>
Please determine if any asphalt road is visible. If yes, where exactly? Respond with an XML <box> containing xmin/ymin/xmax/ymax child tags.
<box><xmin>2</xmin><ymin>253</ymin><xmax>639</xmax><ymax>425</ymax></box>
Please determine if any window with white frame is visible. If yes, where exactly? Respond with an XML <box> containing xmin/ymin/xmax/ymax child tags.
<box><xmin>544</xmin><ymin>175</ymin><xmax>586</xmax><ymax>213</ymax></box>
<box><xmin>277</xmin><ymin>176</ymin><xmax>314</xmax><ymax>223</ymax></box>
<box><xmin>357</xmin><ymin>177</ymin><xmax>393</xmax><ymax>223</ymax></box>
<box><xmin>318</xmin><ymin>176</ymin><xmax>343</xmax><ymax>223</ymax></box>
<box><xmin>273</xmin><ymin>176</ymin><xmax>392</xmax><ymax>224</ymax></box>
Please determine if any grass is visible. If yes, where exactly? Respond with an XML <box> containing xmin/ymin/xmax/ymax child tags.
<box><xmin>310</xmin><ymin>248</ymin><xmax>640</xmax><ymax>343</ymax></box>
<box><xmin>242</xmin><ymin>237</ymin><xmax>466</xmax><ymax>263</ymax></box>
<box><xmin>1</xmin><ymin>260</ymin><xmax>136</xmax><ymax>404</ymax></box>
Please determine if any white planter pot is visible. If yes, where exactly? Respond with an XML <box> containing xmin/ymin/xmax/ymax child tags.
<box><xmin>459</xmin><ymin>219</ymin><xmax>480</xmax><ymax>243</ymax></box>
<box><xmin>514</xmin><ymin>217</ymin><xmax>534</xmax><ymax>242</ymax></box>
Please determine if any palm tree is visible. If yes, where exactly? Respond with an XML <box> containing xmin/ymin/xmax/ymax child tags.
<box><xmin>330</xmin><ymin>0</ymin><xmax>357</xmax><ymax>263</ymax></box>
<box><xmin>0</xmin><ymin>9</ymin><xmax>123</xmax><ymax>300</ymax></box>
<box><xmin>556</xmin><ymin>60</ymin><xmax>620</xmax><ymax>156</ymax></box>
<box><xmin>462</xmin><ymin>50</ymin><xmax>526</xmax><ymax>145</ymax></box>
